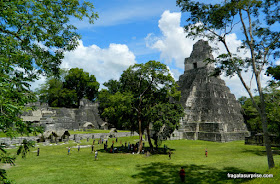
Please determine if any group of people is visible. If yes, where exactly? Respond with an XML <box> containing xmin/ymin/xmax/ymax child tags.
<box><xmin>36</xmin><ymin>138</ymin><xmax>209</xmax><ymax>183</ymax></box>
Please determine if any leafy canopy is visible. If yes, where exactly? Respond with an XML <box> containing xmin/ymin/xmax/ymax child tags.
<box><xmin>98</xmin><ymin>61</ymin><xmax>184</xmax><ymax>150</ymax></box>
<box><xmin>37</xmin><ymin>68</ymin><xmax>99</xmax><ymax>107</ymax></box>
<box><xmin>0</xmin><ymin>0</ymin><xmax>98</xmax><ymax>181</ymax></box>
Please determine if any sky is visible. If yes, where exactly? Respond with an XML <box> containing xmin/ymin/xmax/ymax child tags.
<box><xmin>31</xmin><ymin>0</ymin><xmax>279</xmax><ymax>99</ymax></box>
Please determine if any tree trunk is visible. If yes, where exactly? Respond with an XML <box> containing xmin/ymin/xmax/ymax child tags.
<box><xmin>146</xmin><ymin>126</ymin><xmax>154</xmax><ymax>152</ymax></box>
<box><xmin>258</xmin><ymin>83</ymin><xmax>275</xmax><ymax>168</ymax></box>
<box><xmin>137</xmin><ymin>114</ymin><xmax>143</xmax><ymax>154</ymax></box>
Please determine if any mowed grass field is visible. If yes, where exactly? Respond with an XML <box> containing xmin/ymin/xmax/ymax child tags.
<box><xmin>2</xmin><ymin>136</ymin><xmax>280</xmax><ymax>184</ymax></box>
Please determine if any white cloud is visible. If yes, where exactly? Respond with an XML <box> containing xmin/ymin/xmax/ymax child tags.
<box><xmin>146</xmin><ymin>10</ymin><xmax>271</xmax><ymax>99</ymax></box>
<box><xmin>221</xmin><ymin>70</ymin><xmax>272</xmax><ymax>99</ymax></box>
<box><xmin>29</xmin><ymin>41</ymin><xmax>136</xmax><ymax>91</ymax></box>
<box><xmin>145</xmin><ymin>10</ymin><xmax>198</xmax><ymax>69</ymax></box>
<box><xmin>61</xmin><ymin>40</ymin><xmax>136</xmax><ymax>87</ymax></box>
<box><xmin>29</xmin><ymin>75</ymin><xmax>47</xmax><ymax>91</ymax></box>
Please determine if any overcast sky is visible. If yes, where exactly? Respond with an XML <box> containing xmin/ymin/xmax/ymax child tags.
<box><xmin>31</xmin><ymin>0</ymin><xmax>279</xmax><ymax>99</ymax></box>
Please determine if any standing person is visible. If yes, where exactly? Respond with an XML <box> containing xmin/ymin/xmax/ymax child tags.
<box><xmin>95</xmin><ymin>150</ymin><xmax>98</xmax><ymax>160</ymax></box>
<box><xmin>78</xmin><ymin>144</ymin><xmax>80</xmax><ymax>152</ymax></box>
<box><xmin>37</xmin><ymin>148</ymin><xmax>40</xmax><ymax>156</ymax></box>
<box><xmin>91</xmin><ymin>145</ymin><xmax>94</xmax><ymax>153</ymax></box>
<box><xmin>205</xmin><ymin>148</ymin><xmax>208</xmax><ymax>157</ymax></box>
<box><xmin>93</xmin><ymin>139</ymin><xmax>95</xmax><ymax>145</ymax></box>
<box><xmin>68</xmin><ymin>147</ymin><xmax>71</xmax><ymax>155</ymax></box>
<box><xmin>116</xmin><ymin>137</ymin><xmax>118</xmax><ymax>143</ymax></box>
<box><xmin>179</xmin><ymin>167</ymin><xmax>186</xmax><ymax>182</ymax></box>
<box><xmin>168</xmin><ymin>150</ymin><xmax>172</xmax><ymax>159</ymax></box>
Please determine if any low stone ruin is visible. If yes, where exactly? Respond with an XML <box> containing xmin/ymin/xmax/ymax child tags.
<box><xmin>21</xmin><ymin>98</ymin><xmax>105</xmax><ymax>140</ymax></box>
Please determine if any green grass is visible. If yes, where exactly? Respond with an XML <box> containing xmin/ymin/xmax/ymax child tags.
<box><xmin>68</xmin><ymin>129</ymin><xmax>130</xmax><ymax>134</ymax></box>
<box><xmin>3</xmin><ymin>137</ymin><xmax>280</xmax><ymax>184</ymax></box>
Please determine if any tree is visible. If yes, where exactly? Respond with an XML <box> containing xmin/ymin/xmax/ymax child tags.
<box><xmin>98</xmin><ymin>90</ymin><xmax>136</xmax><ymax>130</ymax></box>
<box><xmin>177</xmin><ymin>0</ymin><xmax>279</xmax><ymax>168</ymax></box>
<box><xmin>239</xmin><ymin>89</ymin><xmax>280</xmax><ymax>139</ymax></box>
<box><xmin>99</xmin><ymin>61</ymin><xmax>184</xmax><ymax>152</ymax></box>
<box><xmin>103</xmin><ymin>79</ymin><xmax>121</xmax><ymax>94</ymax></box>
<box><xmin>0</xmin><ymin>0</ymin><xmax>97</xmax><ymax>181</ymax></box>
<box><xmin>37</xmin><ymin>77</ymin><xmax>77</xmax><ymax>107</ymax></box>
<box><xmin>63</xmin><ymin>68</ymin><xmax>99</xmax><ymax>106</ymax></box>
<box><xmin>37</xmin><ymin>68</ymin><xmax>99</xmax><ymax>107</ymax></box>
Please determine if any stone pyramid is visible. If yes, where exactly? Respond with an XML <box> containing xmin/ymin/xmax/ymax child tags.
<box><xmin>176</xmin><ymin>40</ymin><xmax>250</xmax><ymax>142</ymax></box>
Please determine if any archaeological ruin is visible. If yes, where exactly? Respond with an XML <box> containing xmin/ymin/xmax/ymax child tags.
<box><xmin>172</xmin><ymin>40</ymin><xmax>250</xmax><ymax>142</ymax></box>
<box><xmin>21</xmin><ymin>98</ymin><xmax>105</xmax><ymax>133</ymax></box>
<box><xmin>18</xmin><ymin>40</ymin><xmax>250</xmax><ymax>143</ymax></box>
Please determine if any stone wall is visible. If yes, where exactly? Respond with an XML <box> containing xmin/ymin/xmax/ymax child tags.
<box><xmin>21</xmin><ymin>99</ymin><xmax>105</xmax><ymax>132</ymax></box>
<box><xmin>0</xmin><ymin>132</ymin><xmax>138</xmax><ymax>147</ymax></box>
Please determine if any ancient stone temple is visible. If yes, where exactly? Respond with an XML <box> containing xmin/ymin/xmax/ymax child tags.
<box><xmin>174</xmin><ymin>40</ymin><xmax>250</xmax><ymax>142</ymax></box>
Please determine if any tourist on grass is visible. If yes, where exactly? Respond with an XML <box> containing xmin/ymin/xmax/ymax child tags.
<box><xmin>91</xmin><ymin>145</ymin><xmax>94</xmax><ymax>153</ymax></box>
<box><xmin>168</xmin><ymin>150</ymin><xmax>172</xmax><ymax>159</ymax></box>
<box><xmin>116</xmin><ymin>137</ymin><xmax>118</xmax><ymax>143</ymax></box>
<box><xmin>68</xmin><ymin>147</ymin><xmax>71</xmax><ymax>155</ymax></box>
<box><xmin>205</xmin><ymin>148</ymin><xmax>208</xmax><ymax>157</ymax></box>
<box><xmin>179</xmin><ymin>167</ymin><xmax>185</xmax><ymax>182</ymax></box>
<box><xmin>37</xmin><ymin>148</ymin><xmax>40</xmax><ymax>156</ymax></box>
<box><xmin>78</xmin><ymin>144</ymin><xmax>80</xmax><ymax>152</ymax></box>
<box><xmin>95</xmin><ymin>150</ymin><xmax>98</xmax><ymax>160</ymax></box>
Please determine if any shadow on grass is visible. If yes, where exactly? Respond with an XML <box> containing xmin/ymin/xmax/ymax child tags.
<box><xmin>132</xmin><ymin>162</ymin><xmax>256</xmax><ymax>184</ymax></box>
<box><xmin>98</xmin><ymin>147</ymin><xmax>175</xmax><ymax>155</ymax></box>
<box><xmin>242</xmin><ymin>148</ymin><xmax>280</xmax><ymax>156</ymax></box>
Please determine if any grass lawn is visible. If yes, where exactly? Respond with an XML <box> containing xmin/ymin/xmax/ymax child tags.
<box><xmin>2</xmin><ymin>136</ymin><xmax>280</xmax><ymax>184</ymax></box>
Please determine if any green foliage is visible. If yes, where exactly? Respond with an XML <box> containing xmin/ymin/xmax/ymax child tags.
<box><xmin>16</xmin><ymin>139</ymin><xmax>35</xmax><ymax>159</ymax></box>
<box><xmin>266</xmin><ymin>65</ymin><xmax>280</xmax><ymax>87</ymax></box>
<box><xmin>0</xmin><ymin>0</ymin><xmax>97</xmax><ymax>182</ymax></box>
<box><xmin>239</xmin><ymin>88</ymin><xmax>280</xmax><ymax>137</ymax></box>
<box><xmin>103</xmin><ymin>79</ymin><xmax>121</xmax><ymax>94</ymax></box>
<box><xmin>37</xmin><ymin>68</ymin><xmax>99</xmax><ymax>107</ymax></box>
<box><xmin>64</xmin><ymin>68</ymin><xmax>99</xmax><ymax>105</ymax></box>
<box><xmin>98</xmin><ymin>61</ymin><xmax>184</xmax><ymax>149</ymax></box>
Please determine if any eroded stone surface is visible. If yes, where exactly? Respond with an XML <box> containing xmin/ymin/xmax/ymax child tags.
<box><xmin>173</xmin><ymin>40</ymin><xmax>250</xmax><ymax>142</ymax></box>
<box><xmin>21</xmin><ymin>99</ymin><xmax>104</xmax><ymax>132</ymax></box>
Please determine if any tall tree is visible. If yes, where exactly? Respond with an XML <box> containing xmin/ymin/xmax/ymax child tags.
<box><xmin>37</xmin><ymin>68</ymin><xmax>99</xmax><ymax>107</ymax></box>
<box><xmin>177</xmin><ymin>0</ymin><xmax>279</xmax><ymax>168</ymax></box>
<box><xmin>63</xmin><ymin>68</ymin><xmax>99</xmax><ymax>106</ymax></box>
<box><xmin>101</xmin><ymin>60</ymin><xmax>184</xmax><ymax>152</ymax></box>
<box><xmin>0</xmin><ymin>0</ymin><xmax>97</xmax><ymax>181</ymax></box>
